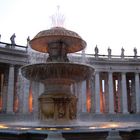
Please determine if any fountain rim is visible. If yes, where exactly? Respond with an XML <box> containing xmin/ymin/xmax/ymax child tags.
<box><xmin>21</xmin><ymin>62</ymin><xmax>94</xmax><ymax>82</ymax></box>
<box><xmin>29</xmin><ymin>27</ymin><xmax>87</xmax><ymax>53</ymax></box>
<box><xmin>30</xmin><ymin>35</ymin><xmax>87</xmax><ymax>53</ymax></box>
<box><xmin>32</xmin><ymin>27</ymin><xmax>84</xmax><ymax>39</ymax></box>
<box><xmin>21</xmin><ymin>62</ymin><xmax>94</xmax><ymax>70</ymax></box>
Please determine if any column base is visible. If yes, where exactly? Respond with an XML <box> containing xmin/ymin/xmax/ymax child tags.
<box><xmin>136</xmin><ymin>112</ymin><xmax>140</xmax><ymax>114</ymax></box>
<box><xmin>108</xmin><ymin>111</ymin><xmax>115</xmax><ymax>114</ymax></box>
<box><xmin>6</xmin><ymin>111</ymin><xmax>15</xmax><ymax>114</ymax></box>
<box><xmin>122</xmin><ymin>112</ymin><xmax>129</xmax><ymax>114</ymax></box>
<box><xmin>95</xmin><ymin>111</ymin><xmax>102</xmax><ymax>114</ymax></box>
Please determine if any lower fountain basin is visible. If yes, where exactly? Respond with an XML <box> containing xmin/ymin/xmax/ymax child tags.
<box><xmin>21</xmin><ymin>62</ymin><xmax>94</xmax><ymax>121</ymax></box>
<box><xmin>21</xmin><ymin>62</ymin><xmax>94</xmax><ymax>83</ymax></box>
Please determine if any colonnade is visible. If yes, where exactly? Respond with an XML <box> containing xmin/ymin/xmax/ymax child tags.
<box><xmin>0</xmin><ymin>64</ymin><xmax>21</xmax><ymax>113</ymax></box>
<box><xmin>77</xmin><ymin>71</ymin><xmax>140</xmax><ymax>114</ymax></box>
<box><xmin>0</xmin><ymin>64</ymin><xmax>36</xmax><ymax>114</ymax></box>
<box><xmin>1</xmin><ymin>64</ymin><xmax>140</xmax><ymax>115</ymax></box>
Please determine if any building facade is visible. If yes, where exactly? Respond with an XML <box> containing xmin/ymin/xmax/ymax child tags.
<box><xmin>0</xmin><ymin>41</ymin><xmax>140</xmax><ymax>118</ymax></box>
<box><xmin>70</xmin><ymin>51</ymin><xmax>140</xmax><ymax>115</ymax></box>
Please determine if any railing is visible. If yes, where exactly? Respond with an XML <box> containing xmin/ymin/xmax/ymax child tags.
<box><xmin>1</xmin><ymin>40</ymin><xmax>139</xmax><ymax>62</ymax></box>
<box><xmin>0</xmin><ymin>42</ymin><xmax>28</xmax><ymax>52</ymax></box>
<box><xmin>72</xmin><ymin>52</ymin><xmax>140</xmax><ymax>60</ymax></box>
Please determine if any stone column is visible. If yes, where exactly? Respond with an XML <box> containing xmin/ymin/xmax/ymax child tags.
<box><xmin>95</xmin><ymin>71</ymin><xmax>101</xmax><ymax>113</ymax></box>
<box><xmin>135</xmin><ymin>73</ymin><xmax>140</xmax><ymax>113</ymax></box>
<box><xmin>32</xmin><ymin>81</ymin><xmax>39</xmax><ymax>117</ymax></box>
<box><xmin>7</xmin><ymin>64</ymin><xmax>15</xmax><ymax>113</ymax></box>
<box><xmin>90</xmin><ymin>75</ymin><xmax>95</xmax><ymax>113</ymax></box>
<box><xmin>117</xmin><ymin>75</ymin><xmax>121</xmax><ymax>113</ymax></box>
<box><xmin>81</xmin><ymin>80</ymin><xmax>87</xmax><ymax>112</ymax></box>
<box><xmin>108</xmin><ymin>72</ymin><xmax>115</xmax><ymax>114</ymax></box>
<box><xmin>104</xmin><ymin>73</ymin><xmax>109</xmax><ymax>113</ymax></box>
<box><xmin>22</xmin><ymin>79</ymin><xmax>30</xmax><ymax>114</ymax></box>
<box><xmin>131</xmin><ymin>77</ymin><xmax>136</xmax><ymax>113</ymax></box>
<box><xmin>76</xmin><ymin>82</ymin><xmax>82</xmax><ymax>113</ymax></box>
<box><xmin>121</xmin><ymin>72</ymin><xmax>128</xmax><ymax>114</ymax></box>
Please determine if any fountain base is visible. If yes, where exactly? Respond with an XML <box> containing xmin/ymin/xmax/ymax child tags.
<box><xmin>45</xmin><ymin>132</ymin><xmax>66</xmax><ymax>140</ymax></box>
<box><xmin>39</xmin><ymin>93</ymin><xmax>77</xmax><ymax>121</ymax></box>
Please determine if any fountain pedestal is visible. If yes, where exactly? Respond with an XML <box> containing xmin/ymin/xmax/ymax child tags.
<box><xmin>106</xmin><ymin>129</ymin><xmax>122</xmax><ymax>140</ymax></box>
<box><xmin>39</xmin><ymin>80</ymin><xmax>77</xmax><ymax>121</ymax></box>
<box><xmin>45</xmin><ymin>132</ymin><xmax>66</xmax><ymax>140</ymax></box>
<box><xmin>39</xmin><ymin>93</ymin><xmax>77</xmax><ymax>121</ymax></box>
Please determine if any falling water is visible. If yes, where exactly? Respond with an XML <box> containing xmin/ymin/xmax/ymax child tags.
<box><xmin>27</xmin><ymin>45</ymin><xmax>48</xmax><ymax>64</ymax></box>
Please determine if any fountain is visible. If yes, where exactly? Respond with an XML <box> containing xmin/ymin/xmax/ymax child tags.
<box><xmin>21</xmin><ymin>26</ymin><xmax>94</xmax><ymax>123</ymax></box>
<box><xmin>0</xmin><ymin>27</ymin><xmax>139</xmax><ymax>140</ymax></box>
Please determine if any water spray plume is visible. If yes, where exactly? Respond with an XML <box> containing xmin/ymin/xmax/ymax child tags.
<box><xmin>50</xmin><ymin>5</ymin><xmax>65</xmax><ymax>27</ymax></box>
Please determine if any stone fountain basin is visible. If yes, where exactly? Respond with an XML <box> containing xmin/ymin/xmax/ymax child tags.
<box><xmin>21</xmin><ymin>62</ymin><xmax>94</xmax><ymax>83</ymax></box>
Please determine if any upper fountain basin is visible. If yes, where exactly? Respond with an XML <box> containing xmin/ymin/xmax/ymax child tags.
<box><xmin>30</xmin><ymin>27</ymin><xmax>86</xmax><ymax>53</ymax></box>
<box><xmin>21</xmin><ymin>62</ymin><xmax>94</xmax><ymax>83</ymax></box>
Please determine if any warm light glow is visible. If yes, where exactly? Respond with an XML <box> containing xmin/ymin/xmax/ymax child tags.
<box><xmin>19</xmin><ymin>127</ymin><xmax>30</xmax><ymax>130</ymax></box>
<box><xmin>14</xmin><ymin>96</ymin><xmax>19</xmax><ymax>112</ymax></box>
<box><xmin>35</xmin><ymin>128</ymin><xmax>42</xmax><ymax>130</ymax></box>
<box><xmin>34</xmin><ymin>127</ymin><xmax>72</xmax><ymax>131</ymax></box>
<box><xmin>0</xmin><ymin>124</ymin><xmax>9</xmax><ymax>129</ymax></box>
<box><xmin>108</xmin><ymin>123</ymin><xmax>119</xmax><ymax>128</ymax></box>
<box><xmin>89</xmin><ymin>126</ymin><xmax>96</xmax><ymax>129</ymax></box>
<box><xmin>28</xmin><ymin>82</ymin><xmax>33</xmax><ymax>112</ymax></box>
<box><xmin>48</xmin><ymin>128</ymin><xmax>57</xmax><ymax>130</ymax></box>
<box><xmin>86</xmin><ymin>97</ymin><xmax>91</xmax><ymax>112</ymax></box>
<box><xmin>101</xmin><ymin>123</ymin><xmax>119</xmax><ymax>129</ymax></box>
<box><xmin>100</xmin><ymin>91</ymin><xmax>104</xmax><ymax>112</ymax></box>
<box><xmin>63</xmin><ymin>127</ymin><xmax>71</xmax><ymax>130</ymax></box>
<box><xmin>86</xmin><ymin>80</ymin><xmax>91</xmax><ymax>112</ymax></box>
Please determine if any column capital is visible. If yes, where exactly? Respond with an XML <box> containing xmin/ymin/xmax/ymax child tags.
<box><xmin>135</xmin><ymin>72</ymin><xmax>139</xmax><ymax>75</ymax></box>
<box><xmin>95</xmin><ymin>71</ymin><xmax>100</xmax><ymax>74</ymax></box>
<box><xmin>121</xmin><ymin>72</ymin><xmax>127</xmax><ymax>75</ymax></box>
<box><xmin>9</xmin><ymin>64</ymin><xmax>15</xmax><ymax>67</ymax></box>
<box><xmin>108</xmin><ymin>71</ymin><xmax>113</xmax><ymax>74</ymax></box>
